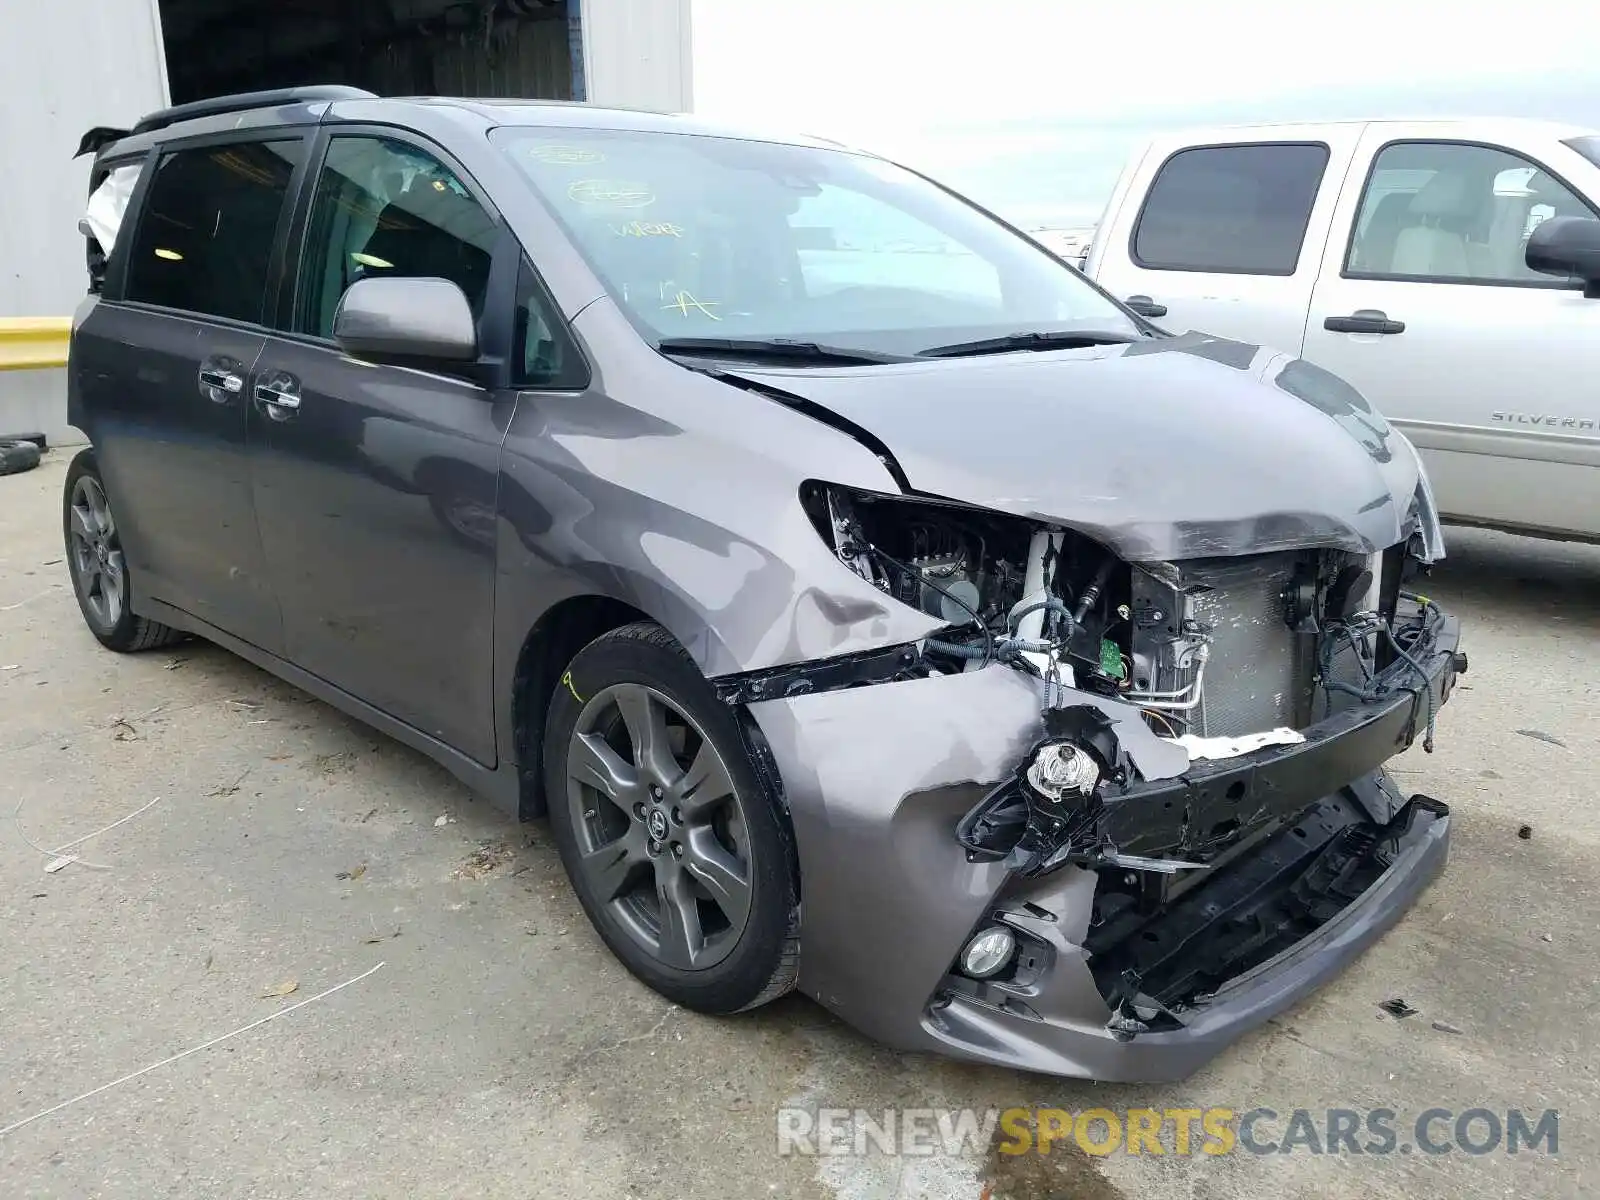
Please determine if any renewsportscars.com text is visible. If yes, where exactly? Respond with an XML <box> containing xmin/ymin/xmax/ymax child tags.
<box><xmin>775</xmin><ymin>1106</ymin><xmax>1559</xmax><ymax>1158</ymax></box>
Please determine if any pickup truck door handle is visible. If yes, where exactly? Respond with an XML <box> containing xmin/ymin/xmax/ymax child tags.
<box><xmin>1124</xmin><ymin>294</ymin><xmax>1168</xmax><ymax>318</ymax></box>
<box><xmin>1324</xmin><ymin>309</ymin><xmax>1405</xmax><ymax>335</ymax></box>
<box><xmin>253</xmin><ymin>370</ymin><xmax>302</xmax><ymax>420</ymax></box>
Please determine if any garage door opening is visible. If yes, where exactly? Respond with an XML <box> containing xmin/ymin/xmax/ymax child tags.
<box><xmin>156</xmin><ymin>0</ymin><xmax>581</xmax><ymax>106</ymax></box>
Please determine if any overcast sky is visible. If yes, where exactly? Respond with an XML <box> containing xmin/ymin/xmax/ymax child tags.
<box><xmin>690</xmin><ymin>0</ymin><xmax>1600</xmax><ymax>227</ymax></box>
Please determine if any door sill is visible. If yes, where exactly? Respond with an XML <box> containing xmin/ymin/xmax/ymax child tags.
<box><xmin>140</xmin><ymin>596</ymin><xmax>521</xmax><ymax>818</ymax></box>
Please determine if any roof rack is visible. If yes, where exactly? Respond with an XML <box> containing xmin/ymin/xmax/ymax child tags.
<box><xmin>129</xmin><ymin>85</ymin><xmax>378</xmax><ymax>137</ymax></box>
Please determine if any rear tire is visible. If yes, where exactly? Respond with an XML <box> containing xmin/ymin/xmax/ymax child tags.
<box><xmin>543</xmin><ymin>621</ymin><xmax>799</xmax><ymax>1014</ymax></box>
<box><xmin>63</xmin><ymin>450</ymin><xmax>186</xmax><ymax>653</ymax></box>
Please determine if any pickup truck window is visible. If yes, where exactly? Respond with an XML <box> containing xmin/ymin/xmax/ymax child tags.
<box><xmin>1131</xmin><ymin>143</ymin><xmax>1329</xmax><ymax>276</ymax></box>
<box><xmin>1345</xmin><ymin>141</ymin><xmax>1599</xmax><ymax>285</ymax></box>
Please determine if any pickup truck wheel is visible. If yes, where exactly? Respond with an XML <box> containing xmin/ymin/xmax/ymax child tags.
<box><xmin>543</xmin><ymin>621</ymin><xmax>800</xmax><ymax>1014</ymax></box>
<box><xmin>63</xmin><ymin>451</ymin><xmax>186</xmax><ymax>653</ymax></box>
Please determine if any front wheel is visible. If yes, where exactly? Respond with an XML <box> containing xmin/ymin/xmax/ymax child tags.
<box><xmin>543</xmin><ymin>622</ymin><xmax>799</xmax><ymax>1014</ymax></box>
<box><xmin>63</xmin><ymin>451</ymin><xmax>185</xmax><ymax>653</ymax></box>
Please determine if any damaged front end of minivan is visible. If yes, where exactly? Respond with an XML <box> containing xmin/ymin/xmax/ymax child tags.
<box><xmin>735</xmin><ymin>462</ymin><xmax>1463</xmax><ymax>1081</ymax></box>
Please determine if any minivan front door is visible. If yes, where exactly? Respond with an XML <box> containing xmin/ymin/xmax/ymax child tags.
<box><xmin>79</xmin><ymin>136</ymin><xmax>308</xmax><ymax>652</ymax></box>
<box><xmin>1303</xmin><ymin>133</ymin><xmax>1600</xmax><ymax>540</ymax></box>
<box><xmin>249</xmin><ymin>132</ymin><xmax>510</xmax><ymax>764</ymax></box>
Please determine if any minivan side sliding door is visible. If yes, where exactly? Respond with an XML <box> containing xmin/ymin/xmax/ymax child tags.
<box><xmin>76</xmin><ymin>132</ymin><xmax>310</xmax><ymax>653</ymax></box>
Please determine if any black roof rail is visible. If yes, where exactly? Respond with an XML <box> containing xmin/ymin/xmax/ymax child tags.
<box><xmin>129</xmin><ymin>85</ymin><xmax>378</xmax><ymax>137</ymax></box>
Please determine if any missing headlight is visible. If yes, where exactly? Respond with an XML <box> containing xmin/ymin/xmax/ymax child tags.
<box><xmin>798</xmin><ymin>482</ymin><xmax>1132</xmax><ymax>689</ymax></box>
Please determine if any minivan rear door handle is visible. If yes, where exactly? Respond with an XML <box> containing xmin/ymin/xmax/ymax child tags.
<box><xmin>1125</xmin><ymin>294</ymin><xmax>1168</xmax><ymax>318</ymax></box>
<box><xmin>197</xmin><ymin>362</ymin><xmax>245</xmax><ymax>401</ymax></box>
<box><xmin>1324</xmin><ymin>309</ymin><xmax>1405</xmax><ymax>335</ymax></box>
<box><xmin>198</xmin><ymin>367</ymin><xmax>243</xmax><ymax>393</ymax></box>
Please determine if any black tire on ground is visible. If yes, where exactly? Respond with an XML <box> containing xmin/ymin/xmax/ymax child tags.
<box><xmin>543</xmin><ymin>620</ymin><xmax>800</xmax><ymax>1014</ymax></box>
<box><xmin>0</xmin><ymin>439</ymin><xmax>42</xmax><ymax>476</ymax></box>
<box><xmin>62</xmin><ymin>450</ymin><xmax>187</xmax><ymax>653</ymax></box>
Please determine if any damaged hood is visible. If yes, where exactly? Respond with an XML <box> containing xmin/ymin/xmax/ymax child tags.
<box><xmin>727</xmin><ymin>332</ymin><xmax>1428</xmax><ymax>561</ymax></box>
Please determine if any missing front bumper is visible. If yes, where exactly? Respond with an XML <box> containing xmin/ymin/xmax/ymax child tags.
<box><xmin>1085</xmin><ymin>781</ymin><xmax>1449</xmax><ymax>1028</ymax></box>
<box><xmin>925</xmin><ymin>775</ymin><xmax>1451</xmax><ymax>1081</ymax></box>
<box><xmin>745</xmin><ymin>601</ymin><xmax>1462</xmax><ymax>1082</ymax></box>
<box><xmin>957</xmin><ymin>610</ymin><xmax>1463</xmax><ymax>873</ymax></box>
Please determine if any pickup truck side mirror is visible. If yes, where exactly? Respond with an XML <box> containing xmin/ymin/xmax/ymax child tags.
<box><xmin>1525</xmin><ymin>216</ymin><xmax>1600</xmax><ymax>297</ymax></box>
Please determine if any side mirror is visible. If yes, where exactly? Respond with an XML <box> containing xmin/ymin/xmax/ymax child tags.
<box><xmin>1525</xmin><ymin>216</ymin><xmax>1600</xmax><ymax>296</ymax></box>
<box><xmin>333</xmin><ymin>276</ymin><xmax>479</xmax><ymax>366</ymax></box>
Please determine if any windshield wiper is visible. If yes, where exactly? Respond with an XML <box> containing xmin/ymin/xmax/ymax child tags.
<box><xmin>917</xmin><ymin>329</ymin><xmax>1145</xmax><ymax>359</ymax></box>
<box><xmin>656</xmin><ymin>337</ymin><xmax>912</xmax><ymax>365</ymax></box>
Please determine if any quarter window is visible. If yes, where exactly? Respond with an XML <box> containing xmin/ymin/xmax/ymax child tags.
<box><xmin>1345</xmin><ymin>141</ymin><xmax>1599</xmax><ymax>284</ymax></box>
<box><xmin>1133</xmin><ymin>143</ymin><xmax>1329</xmax><ymax>275</ymax></box>
<box><xmin>123</xmin><ymin>139</ymin><xmax>304</xmax><ymax>323</ymax></box>
<box><xmin>295</xmin><ymin>136</ymin><xmax>499</xmax><ymax>338</ymax></box>
<box><xmin>514</xmin><ymin>258</ymin><xmax>587</xmax><ymax>389</ymax></box>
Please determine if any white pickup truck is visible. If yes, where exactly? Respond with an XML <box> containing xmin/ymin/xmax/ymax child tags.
<box><xmin>1085</xmin><ymin>119</ymin><xmax>1600</xmax><ymax>543</ymax></box>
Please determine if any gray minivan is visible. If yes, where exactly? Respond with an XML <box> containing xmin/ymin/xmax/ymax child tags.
<box><xmin>67</xmin><ymin>86</ymin><xmax>1464</xmax><ymax>1081</ymax></box>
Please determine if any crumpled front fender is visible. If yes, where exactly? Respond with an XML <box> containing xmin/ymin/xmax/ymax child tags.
<box><xmin>747</xmin><ymin>668</ymin><xmax>1184</xmax><ymax>1045</ymax></box>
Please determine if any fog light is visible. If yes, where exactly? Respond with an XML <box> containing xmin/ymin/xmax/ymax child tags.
<box><xmin>1026</xmin><ymin>741</ymin><xmax>1099</xmax><ymax>803</ymax></box>
<box><xmin>959</xmin><ymin>925</ymin><xmax>1017</xmax><ymax>979</ymax></box>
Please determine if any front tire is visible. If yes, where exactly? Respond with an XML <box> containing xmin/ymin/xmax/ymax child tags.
<box><xmin>543</xmin><ymin>621</ymin><xmax>799</xmax><ymax>1014</ymax></box>
<box><xmin>63</xmin><ymin>451</ymin><xmax>185</xmax><ymax>653</ymax></box>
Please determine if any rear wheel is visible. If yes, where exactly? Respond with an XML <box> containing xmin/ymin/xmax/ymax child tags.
<box><xmin>543</xmin><ymin>621</ymin><xmax>799</xmax><ymax>1013</ymax></box>
<box><xmin>63</xmin><ymin>451</ymin><xmax>185</xmax><ymax>653</ymax></box>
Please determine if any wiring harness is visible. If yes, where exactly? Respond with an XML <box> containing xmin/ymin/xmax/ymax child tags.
<box><xmin>1317</xmin><ymin>593</ymin><xmax>1448</xmax><ymax>751</ymax></box>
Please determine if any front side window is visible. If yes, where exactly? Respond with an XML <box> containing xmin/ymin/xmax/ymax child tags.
<box><xmin>123</xmin><ymin>139</ymin><xmax>304</xmax><ymax>323</ymax></box>
<box><xmin>1345</xmin><ymin>141</ymin><xmax>1599</xmax><ymax>284</ymax></box>
<box><xmin>1133</xmin><ymin>143</ymin><xmax>1329</xmax><ymax>276</ymax></box>
<box><xmin>295</xmin><ymin>135</ymin><xmax>499</xmax><ymax>338</ymax></box>
<box><xmin>491</xmin><ymin>127</ymin><xmax>1135</xmax><ymax>357</ymax></box>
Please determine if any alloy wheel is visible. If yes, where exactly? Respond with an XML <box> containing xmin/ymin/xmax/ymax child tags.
<box><xmin>565</xmin><ymin>682</ymin><xmax>754</xmax><ymax>970</ymax></box>
<box><xmin>68</xmin><ymin>475</ymin><xmax>126</xmax><ymax>628</ymax></box>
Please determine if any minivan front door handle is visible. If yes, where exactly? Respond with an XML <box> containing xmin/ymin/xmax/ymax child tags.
<box><xmin>1324</xmin><ymin>309</ymin><xmax>1405</xmax><ymax>335</ymax></box>
<box><xmin>1125</xmin><ymin>294</ymin><xmax>1168</xmax><ymax>318</ymax></box>
<box><xmin>254</xmin><ymin>371</ymin><xmax>302</xmax><ymax>420</ymax></box>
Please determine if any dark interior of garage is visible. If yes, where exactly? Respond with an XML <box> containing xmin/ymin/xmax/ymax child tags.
<box><xmin>156</xmin><ymin>0</ymin><xmax>577</xmax><ymax>105</ymax></box>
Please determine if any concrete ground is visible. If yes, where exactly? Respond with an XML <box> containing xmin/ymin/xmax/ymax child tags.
<box><xmin>1</xmin><ymin>449</ymin><xmax>1595</xmax><ymax>1199</ymax></box>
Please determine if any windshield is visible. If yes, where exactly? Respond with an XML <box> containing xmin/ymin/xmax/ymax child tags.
<box><xmin>491</xmin><ymin>126</ymin><xmax>1137</xmax><ymax>357</ymax></box>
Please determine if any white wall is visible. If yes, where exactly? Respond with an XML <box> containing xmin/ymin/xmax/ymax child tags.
<box><xmin>0</xmin><ymin>0</ymin><xmax>168</xmax><ymax>442</ymax></box>
<box><xmin>0</xmin><ymin>0</ymin><xmax>694</xmax><ymax>441</ymax></box>
<box><xmin>578</xmin><ymin>0</ymin><xmax>693</xmax><ymax>112</ymax></box>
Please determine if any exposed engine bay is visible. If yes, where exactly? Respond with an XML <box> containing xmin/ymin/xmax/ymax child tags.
<box><xmin>793</xmin><ymin>483</ymin><xmax>1441</xmax><ymax>739</ymax></box>
<box><xmin>778</xmin><ymin>482</ymin><xmax>1463</xmax><ymax>1030</ymax></box>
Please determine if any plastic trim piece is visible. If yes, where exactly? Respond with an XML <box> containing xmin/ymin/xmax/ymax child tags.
<box><xmin>129</xmin><ymin>86</ymin><xmax>378</xmax><ymax>138</ymax></box>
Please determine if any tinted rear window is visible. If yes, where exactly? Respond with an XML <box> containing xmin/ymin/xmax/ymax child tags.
<box><xmin>123</xmin><ymin>139</ymin><xmax>303</xmax><ymax>324</ymax></box>
<box><xmin>1132</xmin><ymin>143</ymin><xmax>1330</xmax><ymax>275</ymax></box>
